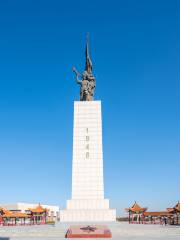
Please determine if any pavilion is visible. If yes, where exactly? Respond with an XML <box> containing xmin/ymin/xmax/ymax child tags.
<box><xmin>125</xmin><ymin>202</ymin><xmax>179</xmax><ymax>225</ymax></box>
<box><xmin>0</xmin><ymin>207</ymin><xmax>30</xmax><ymax>226</ymax></box>
<box><xmin>28</xmin><ymin>204</ymin><xmax>48</xmax><ymax>224</ymax></box>
<box><xmin>125</xmin><ymin>202</ymin><xmax>148</xmax><ymax>224</ymax></box>
<box><xmin>167</xmin><ymin>201</ymin><xmax>180</xmax><ymax>225</ymax></box>
<box><xmin>0</xmin><ymin>204</ymin><xmax>49</xmax><ymax>226</ymax></box>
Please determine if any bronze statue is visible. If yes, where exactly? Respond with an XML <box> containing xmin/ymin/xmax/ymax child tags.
<box><xmin>73</xmin><ymin>36</ymin><xmax>96</xmax><ymax>101</ymax></box>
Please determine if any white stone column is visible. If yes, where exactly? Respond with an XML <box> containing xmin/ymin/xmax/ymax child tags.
<box><xmin>60</xmin><ymin>101</ymin><xmax>116</xmax><ymax>222</ymax></box>
<box><xmin>72</xmin><ymin>101</ymin><xmax>104</xmax><ymax>200</ymax></box>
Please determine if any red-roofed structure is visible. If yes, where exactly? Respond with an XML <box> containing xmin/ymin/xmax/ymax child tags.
<box><xmin>28</xmin><ymin>204</ymin><xmax>48</xmax><ymax>224</ymax></box>
<box><xmin>125</xmin><ymin>202</ymin><xmax>148</xmax><ymax>224</ymax></box>
<box><xmin>0</xmin><ymin>204</ymin><xmax>49</xmax><ymax>226</ymax></box>
<box><xmin>167</xmin><ymin>202</ymin><xmax>180</xmax><ymax>224</ymax></box>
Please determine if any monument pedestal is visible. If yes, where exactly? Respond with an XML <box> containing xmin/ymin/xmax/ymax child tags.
<box><xmin>60</xmin><ymin>101</ymin><xmax>116</xmax><ymax>222</ymax></box>
<box><xmin>60</xmin><ymin>209</ymin><xmax>116</xmax><ymax>222</ymax></box>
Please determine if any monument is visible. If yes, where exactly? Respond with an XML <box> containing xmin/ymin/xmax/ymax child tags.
<box><xmin>60</xmin><ymin>37</ymin><xmax>116</xmax><ymax>222</ymax></box>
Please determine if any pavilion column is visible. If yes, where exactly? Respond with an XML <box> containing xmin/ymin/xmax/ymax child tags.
<box><xmin>45</xmin><ymin>212</ymin><xmax>47</xmax><ymax>223</ymax></box>
<box><xmin>177</xmin><ymin>214</ymin><xmax>178</xmax><ymax>225</ymax></box>
<box><xmin>141</xmin><ymin>214</ymin><xmax>144</xmax><ymax>224</ymax></box>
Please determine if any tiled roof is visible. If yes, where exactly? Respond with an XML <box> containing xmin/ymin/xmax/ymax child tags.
<box><xmin>125</xmin><ymin>202</ymin><xmax>147</xmax><ymax>213</ymax></box>
<box><xmin>167</xmin><ymin>202</ymin><xmax>180</xmax><ymax>213</ymax></box>
<box><xmin>144</xmin><ymin>211</ymin><xmax>173</xmax><ymax>217</ymax></box>
<box><xmin>2</xmin><ymin>211</ymin><xmax>29</xmax><ymax>218</ymax></box>
<box><xmin>29</xmin><ymin>204</ymin><xmax>48</xmax><ymax>213</ymax></box>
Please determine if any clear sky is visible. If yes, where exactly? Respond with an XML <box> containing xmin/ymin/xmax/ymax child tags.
<box><xmin>0</xmin><ymin>0</ymin><xmax>180</xmax><ymax>215</ymax></box>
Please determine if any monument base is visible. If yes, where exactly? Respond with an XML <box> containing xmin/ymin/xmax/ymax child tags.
<box><xmin>60</xmin><ymin>208</ymin><xmax>116</xmax><ymax>222</ymax></box>
<box><xmin>67</xmin><ymin>199</ymin><xmax>110</xmax><ymax>210</ymax></box>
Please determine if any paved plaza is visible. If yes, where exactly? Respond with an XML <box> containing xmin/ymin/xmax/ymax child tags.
<box><xmin>0</xmin><ymin>222</ymin><xmax>180</xmax><ymax>240</ymax></box>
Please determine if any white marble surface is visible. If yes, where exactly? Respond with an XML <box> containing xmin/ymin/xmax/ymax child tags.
<box><xmin>0</xmin><ymin>222</ymin><xmax>180</xmax><ymax>239</ymax></box>
<box><xmin>72</xmin><ymin>101</ymin><xmax>104</xmax><ymax>200</ymax></box>
<box><xmin>60</xmin><ymin>101</ymin><xmax>116</xmax><ymax>222</ymax></box>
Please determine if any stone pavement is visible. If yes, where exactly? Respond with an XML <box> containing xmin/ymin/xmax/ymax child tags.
<box><xmin>0</xmin><ymin>222</ymin><xmax>180</xmax><ymax>239</ymax></box>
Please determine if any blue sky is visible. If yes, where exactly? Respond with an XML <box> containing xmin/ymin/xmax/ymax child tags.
<box><xmin>0</xmin><ymin>0</ymin><xmax>180</xmax><ymax>215</ymax></box>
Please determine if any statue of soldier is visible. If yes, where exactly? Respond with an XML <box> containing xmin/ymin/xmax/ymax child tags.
<box><xmin>72</xmin><ymin>68</ymin><xmax>90</xmax><ymax>101</ymax></box>
<box><xmin>73</xmin><ymin>36</ymin><xmax>96</xmax><ymax>101</ymax></box>
<box><xmin>88</xmin><ymin>73</ymin><xmax>96</xmax><ymax>101</ymax></box>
